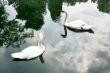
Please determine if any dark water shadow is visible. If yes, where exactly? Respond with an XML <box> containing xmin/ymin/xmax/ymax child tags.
<box><xmin>92</xmin><ymin>0</ymin><xmax>110</xmax><ymax>14</ymax></box>
<box><xmin>13</xmin><ymin>54</ymin><xmax>45</xmax><ymax>63</ymax></box>
<box><xmin>0</xmin><ymin>4</ymin><xmax>35</xmax><ymax>48</ymax></box>
<box><xmin>61</xmin><ymin>26</ymin><xmax>94</xmax><ymax>38</ymax></box>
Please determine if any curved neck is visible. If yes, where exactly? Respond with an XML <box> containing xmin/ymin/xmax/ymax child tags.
<box><xmin>62</xmin><ymin>11</ymin><xmax>68</xmax><ymax>25</ymax></box>
<box><xmin>38</xmin><ymin>41</ymin><xmax>43</xmax><ymax>48</ymax></box>
<box><xmin>37</xmin><ymin>33</ymin><xmax>44</xmax><ymax>48</ymax></box>
<box><xmin>64</xmin><ymin>12</ymin><xmax>68</xmax><ymax>25</ymax></box>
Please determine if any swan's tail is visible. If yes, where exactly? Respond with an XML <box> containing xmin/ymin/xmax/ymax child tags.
<box><xmin>11</xmin><ymin>52</ymin><xmax>24</xmax><ymax>59</ymax></box>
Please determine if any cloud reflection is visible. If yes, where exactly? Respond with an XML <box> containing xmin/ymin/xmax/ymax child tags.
<box><xmin>44</xmin><ymin>1</ymin><xmax>110</xmax><ymax>73</ymax></box>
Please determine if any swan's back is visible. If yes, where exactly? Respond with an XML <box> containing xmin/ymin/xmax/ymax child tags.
<box><xmin>22</xmin><ymin>46</ymin><xmax>45</xmax><ymax>54</ymax></box>
<box><xmin>65</xmin><ymin>20</ymin><xmax>86</xmax><ymax>29</ymax></box>
<box><xmin>22</xmin><ymin>46</ymin><xmax>45</xmax><ymax>59</ymax></box>
<box><xmin>67</xmin><ymin>20</ymin><xmax>87</xmax><ymax>26</ymax></box>
<box><xmin>65</xmin><ymin>20</ymin><xmax>93</xmax><ymax>30</ymax></box>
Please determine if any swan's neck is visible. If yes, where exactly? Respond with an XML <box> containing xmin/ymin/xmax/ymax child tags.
<box><xmin>37</xmin><ymin>32</ymin><xmax>44</xmax><ymax>48</ymax></box>
<box><xmin>63</xmin><ymin>11</ymin><xmax>68</xmax><ymax>26</ymax></box>
<box><xmin>37</xmin><ymin>40</ymin><xmax>45</xmax><ymax>49</ymax></box>
<box><xmin>37</xmin><ymin>40</ymin><xmax>42</xmax><ymax>46</ymax></box>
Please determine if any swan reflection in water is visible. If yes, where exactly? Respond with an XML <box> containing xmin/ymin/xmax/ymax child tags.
<box><xmin>61</xmin><ymin>25</ymin><xmax>94</xmax><ymax>38</ymax></box>
<box><xmin>13</xmin><ymin>54</ymin><xmax>45</xmax><ymax>63</ymax></box>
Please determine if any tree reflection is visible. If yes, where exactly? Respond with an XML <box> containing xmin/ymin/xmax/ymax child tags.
<box><xmin>1</xmin><ymin>0</ymin><xmax>110</xmax><ymax>47</ymax></box>
<box><xmin>64</xmin><ymin>0</ymin><xmax>88</xmax><ymax>5</ymax></box>
<box><xmin>8</xmin><ymin>0</ymin><xmax>47</xmax><ymax>30</ymax></box>
<box><xmin>0</xmin><ymin>5</ymin><xmax>4</xmax><ymax>24</ymax></box>
<box><xmin>48</xmin><ymin>0</ymin><xmax>110</xmax><ymax>21</ymax></box>
<box><xmin>0</xmin><ymin>6</ymin><xmax>5</xmax><ymax>46</ymax></box>
<box><xmin>92</xmin><ymin>0</ymin><xmax>110</xmax><ymax>14</ymax></box>
<box><xmin>48</xmin><ymin>0</ymin><xmax>88</xmax><ymax>21</ymax></box>
<box><xmin>0</xmin><ymin>6</ymin><xmax>34</xmax><ymax>48</ymax></box>
<box><xmin>48</xmin><ymin>0</ymin><xmax>63</xmax><ymax>21</ymax></box>
<box><xmin>91</xmin><ymin>0</ymin><xmax>96</xmax><ymax>3</ymax></box>
<box><xmin>8</xmin><ymin>0</ymin><xmax>110</xmax><ymax>23</ymax></box>
<box><xmin>97</xmin><ymin>0</ymin><xmax>110</xmax><ymax>14</ymax></box>
<box><xmin>0</xmin><ymin>21</ymin><xmax>34</xmax><ymax>48</ymax></box>
<box><xmin>0</xmin><ymin>0</ymin><xmax>47</xmax><ymax>48</ymax></box>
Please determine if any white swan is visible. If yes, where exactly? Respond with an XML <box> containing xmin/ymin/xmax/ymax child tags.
<box><xmin>11</xmin><ymin>32</ymin><xmax>45</xmax><ymax>59</ymax></box>
<box><xmin>61</xmin><ymin>11</ymin><xmax>94</xmax><ymax>30</ymax></box>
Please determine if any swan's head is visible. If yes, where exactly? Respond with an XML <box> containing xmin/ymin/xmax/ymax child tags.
<box><xmin>60</xmin><ymin>10</ymin><xmax>68</xmax><ymax>25</ymax></box>
<box><xmin>61</xmin><ymin>10</ymin><xmax>67</xmax><ymax>14</ymax></box>
<box><xmin>61</xmin><ymin>11</ymin><xmax>65</xmax><ymax>13</ymax></box>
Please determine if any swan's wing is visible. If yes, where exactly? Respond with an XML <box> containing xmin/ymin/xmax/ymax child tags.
<box><xmin>65</xmin><ymin>20</ymin><xmax>88</xmax><ymax>29</ymax></box>
<box><xmin>11</xmin><ymin>52</ymin><xmax>26</xmax><ymax>59</ymax></box>
<box><xmin>27</xmin><ymin>47</ymin><xmax>45</xmax><ymax>58</ymax></box>
<box><xmin>21</xmin><ymin>46</ymin><xmax>45</xmax><ymax>59</ymax></box>
<box><xmin>71</xmin><ymin>20</ymin><xmax>87</xmax><ymax>25</ymax></box>
<box><xmin>82</xmin><ymin>25</ymin><xmax>94</xmax><ymax>30</ymax></box>
<box><xmin>21</xmin><ymin>46</ymin><xmax>36</xmax><ymax>52</ymax></box>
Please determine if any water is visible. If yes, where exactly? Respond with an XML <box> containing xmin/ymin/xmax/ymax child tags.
<box><xmin>0</xmin><ymin>0</ymin><xmax>110</xmax><ymax>73</ymax></box>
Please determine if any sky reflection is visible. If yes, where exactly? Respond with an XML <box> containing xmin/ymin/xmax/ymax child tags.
<box><xmin>43</xmin><ymin>1</ymin><xmax>110</xmax><ymax>73</ymax></box>
<box><xmin>0</xmin><ymin>0</ymin><xmax>110</xmax><ymax>73</ymax></box>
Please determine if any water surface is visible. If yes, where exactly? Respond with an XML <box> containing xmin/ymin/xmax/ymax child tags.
<box><xmin>0</xmin><ymin>0</ymin><xmax>110</xmax><ymax>73</ymax></box>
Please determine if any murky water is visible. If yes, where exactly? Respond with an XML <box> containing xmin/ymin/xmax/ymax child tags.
<box><xmin>0</xmin><ymin>0</ymin><xmax>110</xmax><ymax>73</ymax></box>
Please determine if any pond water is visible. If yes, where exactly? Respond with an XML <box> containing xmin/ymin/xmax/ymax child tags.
<box><xmin>0</xmin><ymin>0</ymin><xmax>110</xmax><ymax>73</ymax></box>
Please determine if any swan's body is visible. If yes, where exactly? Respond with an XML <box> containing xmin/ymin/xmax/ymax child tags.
<box><xmin>11</xmin><ymin>33</ymin><xmax>45</xmax><ymax>59</ymax></box>
<box><xmin>61</xmin><ymin>11</ymin><xmax>93</xmax><ymax>30</ymax></box>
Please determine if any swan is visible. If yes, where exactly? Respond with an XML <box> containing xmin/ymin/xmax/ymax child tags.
<box><xmin>61</xmin><ymin>11</ymin><xmax>94</xmax><ymax>30</ymax></box>
<box><xmin>11</xmin><ymin>32</ymin><xmax>45</xmax><ymax>60</ymax></box>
